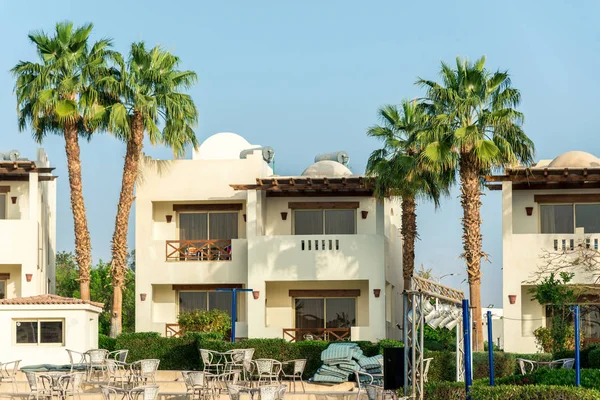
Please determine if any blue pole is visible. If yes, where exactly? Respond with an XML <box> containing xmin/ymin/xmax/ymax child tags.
<box><xmin>574</xmin><ymin>305</ymin><xmax>581</xmax><ymax>387</ymax></box>
<box><xmin>231</xmin><ymin>289</ymin><xmax>238</xmax><ymax>343</ymax></box>
<box><xmin>487</xmin><ymin>311</ymin><xmax>495</xmax><ymax>386</ymax></box>
<box><xmin>462</xmin><ymin>299</ymin><xmax>472</xmax><ymax>393</ymax></box>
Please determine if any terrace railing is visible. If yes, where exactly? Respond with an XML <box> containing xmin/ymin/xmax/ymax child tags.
<box><xmin>282</xmin><ymin>328</ymin><xmax>351</xmax><ymax>342</ymax></box>
<box><xmin>166</xmin><ymin>239</ymin><xmax>232</xmax><ymax>261</ymax></box>
<box><xmin>166</xmin><ymin>323</ymin><xmax>183</xmax><ymax>338</ymax></box>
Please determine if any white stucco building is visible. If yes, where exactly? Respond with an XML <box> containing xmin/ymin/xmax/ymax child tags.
<box><xmin>0</xmin><ymin>148</ymin><xmax>56</xmax><ymax>299</ymax></box>
<box><xmin>487</xmin><ymin>151</ymin><xmax>600</xmax><ymax>353</ymax></box>
<box><xmin>135</xmin><ymin>132</ymin><xmax>403</xmax><ymax>342</ymax></box>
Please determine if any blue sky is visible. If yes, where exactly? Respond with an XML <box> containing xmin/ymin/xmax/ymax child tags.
<box><xmin>1</xmin><ymin>0</ymin><xmax>599</xmax><ymax>306</ymax></box>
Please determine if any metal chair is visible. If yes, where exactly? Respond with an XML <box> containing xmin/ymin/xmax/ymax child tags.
<box><xmin>100</xmin><ymin>385</ymin><xmax>122</xmax><ymax>400</ymax></box>
<box><xmin>0</xmin><ymin>359</ymin><xmax>21</xmax><ymax>392</ymax></box>
<box><xmin>26</xmin><ymin>372</ymin><xmax>52</xmax><ymax>400</ymax></box>
<box><xmin>254</xmin><ymin>359</ymin><xmax>282</xmax><ymax>385</ymax></box>
<box><xmin>225</xmin><ymin>383</ymin><xmax>246</xmax><ymax>400</ymax></box>
<box><xmin>280</xmin><ymin>359</ymin><xmax>306</xmax><ymax>393</ymax></box>
<box><xmin>59</xmin><ymin>372</ymin><xmax>85</xmax><ymax>400</ymax></box>
<box><xmin>554</xmin><ymin>358</ymin><xmax>575</xmax><ymax>369</ymax></box>
<box><xmin>182</xmin><ymin>371</ymin><xmax>213</xmax><ymax>400</ymax></box>
<box><xmin>106</xmin><ymin>359</ymin><xmax>129</xmax><ymax>389</ymax></box>
<box><xmin>210</xmin><ymin>371</ymin><xmax>241</xmax><ymax>397</ymax></box>
<box><xmin>66</xmin><ymin>350</ymin><xmax>88</xmax><ymax>373</ymax></box>
<box><xmin>258</xmin><ymin>385</ymin><xmax>286</xmax><ymax>400</ymax></box>
<box><xmin>130</xmin><ymin>385</ymin><xmax>160</xmax><ymax>400</ymax></box>
<box><xmin>417</xmin><ymin>357</ymin><xmax>433</xmax><ymax>383</ymax></box>
<box><xmin>516</xmin><ymin>358</ymin><xmax>536</xmax><ymax>375</ymax></box>
<box><xmin>107</xmin><ymin>350</ymin><xmax>129</xmax><ymax>363</ymax></box>
<box><xmin>200</xmin><ymin>350</ymin><xmax>224</xmax><ymax>374</ymax></box>
<box><xmin>131</xmin><ymin>359</ymin><xmax>160</xmax><ymax>385</ymax></box>
<box><xmin>354</xmin><ymin>371</ymin><xmax>374</xmax><ymax>400</ymax></box>
<box><xmin>85</xmin><ymin>349</ymin><xmax>109</xmax><ymax>381</ymax></box>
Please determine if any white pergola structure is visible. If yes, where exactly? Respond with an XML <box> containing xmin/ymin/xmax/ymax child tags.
<box><xmin>403</xmin><ymin>275</ymin><xmax>466</xmax><ymax>400</ymax></box>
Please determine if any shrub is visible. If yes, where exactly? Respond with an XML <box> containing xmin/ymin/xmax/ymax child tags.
<box><xmin>423</xmin><ymin>381</ymin><xmax>465</xmax><ymax>400</ymax></box>
<box><xmin>177</xmin><ymin>309</ymin><xmax>231</xmax><ymax>337</ymax></box>
<box><xmin>533</xmin><ymin>327</ymin><xmax>552</xmax><ymax>353</ymax></box>
<box><xmin>581</xmin><ymin>345</ymin><xmax>599</xmax><ymax>368</ymax></box>
<box><xmin>588</xmin><ymin>348</ymin><xmax>600</xmax><ymax>369</ymax></box>
<box><xmin>115</xmin><ymin>332</ymin><xmax>200</xmax><ymax>370</ymax></box>
<box><xmin>377</xmin><ymin>339</ymin><xmax>403</xmax><ymax>354</ymax></box>
<box><xmin>99</xmin><ymin>334</ymin><xmax>116</xmax><ymax>352</ymax></box>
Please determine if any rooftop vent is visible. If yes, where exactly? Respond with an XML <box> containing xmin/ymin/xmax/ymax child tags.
<box><xmin>315</xmin><ymin>151</ymin><xmax>349</xmax><ymax>166</ymax></box>
<box><xmin>240</xmin><ymin>146</ymin><xmax>275</xmax><ymax>163</ymax></box>
<box><xmin>0</xmin><ymin>150</ymin><xmax>22</xmax><ymax>161</ymax></box>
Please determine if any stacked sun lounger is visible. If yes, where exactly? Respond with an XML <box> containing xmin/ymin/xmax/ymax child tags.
<box><xmin>311</xmin><ymin>343</ymin><xmax>384</xmax><ymax>383</ymax></box>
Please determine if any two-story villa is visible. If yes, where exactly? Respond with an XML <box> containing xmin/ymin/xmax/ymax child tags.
<box><xmin>135</xmin><ymin>133</ymin><xmax>403</xmax><ymax>342</ymax></box>
<box><xmin>0</xmin><ymin>148</ymin><xmax>56</xmax><ymax>299</ymax></box>
<box><xmin>486</xmin><ymin>151</ymin><xmax>600</xmax><ymax>352</ymax></box>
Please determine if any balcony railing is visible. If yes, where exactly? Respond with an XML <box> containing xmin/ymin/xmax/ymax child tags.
<box><xmin>166</xmin><ymin>240</ymin><xmax>232</xmax><ymax>261</ymax></box>
<box><xmin>166</xmin><ymin>323</ymin><xmax>183</xmax><ymax>338</ymax></box>
<box><xmin>282</xmin><ymin>328</ymin><xmax>351</xmax><ymax>342</ymax></box>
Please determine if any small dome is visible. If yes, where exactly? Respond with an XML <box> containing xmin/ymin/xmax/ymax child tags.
<box><xmin>193</xmin><ymin>132</ymin><xmax>259</xmax><ymax>160</ymax></box>
<box><xmin>548</xmin><ymin>151</ymin><xmax>600</xmax><ymax>168</ymax></box>
<box><xmin>301</xmin><ymin>160</ymin><xmax>353</xmax><ymax>177</ymax></box>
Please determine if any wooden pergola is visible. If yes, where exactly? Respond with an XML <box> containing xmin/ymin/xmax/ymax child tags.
<box><xmin>230</xmin><ymin>176</ymin><xmax>374</xmax><ymax>197</ymax></box>
<box><xmin>485</xmin><ymin>167</ymin><xmax>600</xmax><ymax>191</ymax></box>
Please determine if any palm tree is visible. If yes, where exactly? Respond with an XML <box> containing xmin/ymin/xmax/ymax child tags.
<box><xmin>12</xmin><ymin>22</ymin><xmax>114</xmax><ymax>300</ymax></box>
<box><xmin>366</xmin><ymin>101</ymin><xmax>451</xmax><ymax>290</ymax></box>
<box><xmin>416</xmin><ymin>56</ymin><xmax>535</xmax><ymax>350</ymax></box>
<box><xmin>103</xmin><ymin>42</ymin><xmax>198</xmax><ymax>337</ymax></box>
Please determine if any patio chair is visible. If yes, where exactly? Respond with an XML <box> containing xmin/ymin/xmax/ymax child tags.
<box><xmin>225</xmin><ymin>383</ymin><xmax>246</xmax><ymax>400</ymax></box>
<box><xmin>354</xmin><ymin>371</ymin><xmax>375</xmax><ymax>400</ymax></box>
<box><xmin>258</xmin><ymin>384</ymin><xmax>286</xmax><ymax>400</ymax></box>
<box><xmin>182</xmin><ymin>371</ymin><xmax>213</xmax><ymax>400</ymax></box>
<box><xmin>210</xmin><ymin>371</ymin><xmax>241</xmax><ymax>397</ymax></box>
<box><xmin>0</xmin><ymin>359</ymin><xmax>21</xmax><ymax>392</ymax></box>
<box><xmin>107</xmin><ymin>350</ymin><xmax>129</xmax><ymax>363</ymax></box>
<box><xmin>25</xmin><ymin>371</ymin><xmax>52</xmax><ymax>400</ymax></box>
<box><xmin>200</xmin><ymin>349</ymin><xmax>224</xmax><ymax>374</ymax></box>
<box><xmin>100</xmin><ymin>385</ymin><xmax>122</xmax><ymax>400</ymax></box>
<box><xmin>66</xmin><ymin>350</ymin><xmax>88</xmax><ymax>373</ymax></box>
<box><xmin>280</xmin><ymin>359</ymin><xmax>306</xmax><ymax>393</ymax></box>
<box><xmin>58</xmin><ymin>372</ymin><xmax>85</xmax><ymax>400</ymax></box>
<box><xmin>254</xmin><ymin>359</ymin><xmax>282</xmax><ymax>385</ymax></box>
<box><xmin>130</xmin><ymin>385</ymin><xmax>160</xmax><ymax>400</ymax></box>
<box><xmin>85</xmin><ymin>349</ymin><xmax>109</xmax><ymax>381</ymax></box>
<box><xmin>555</xmin><ymin>358</ymin><xmax>575</xmax><ymax>369</ymax></box>
<box><xmin>106</xmin><ymin>359</ymin><xmax>129</xmax><ymax>389</ymax></box>
<box><xmin>131</xmin><ymin>359</ymin><xmax>160</xmax><ymax>385</ymax></box>
<box><xmin>516</xmin><ymin>358</ymin><xmax>536</xmax><ymax>375</ymax></box>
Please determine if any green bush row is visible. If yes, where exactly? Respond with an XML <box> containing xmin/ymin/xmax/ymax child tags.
<box><xmin>103</xmin><ymin>332</ymin><xmax>403</xmax><ymax>376</ymax></box>
<box><xmin>425</xmin><ymin>381</ymin><xmax>600</xmax><ymax>400</ymax></box>
<box><xmin>495</xmin><ymin>368</ymin><xmax>600</xmax><ymax>391</ymax></box>
<box><xmin>424</xmin><ymin>351</ymin><xmax>553</xmax><ymax>383</ymax></box>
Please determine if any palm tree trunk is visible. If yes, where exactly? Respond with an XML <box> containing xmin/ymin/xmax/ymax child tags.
<box><xmin>109</xmin><ymin>112</ymin><xmax>144</xmax><ymax>338</ymax></box>
<box><xmin>401</xmin><ymin>195</ymin><xmax>417</xmax><ymax>290</ymax></box>
<box><xmin>459</xmin><ymin>154</ymin><xmax>484</xmax><ymax>351</ymax></box>
<box><xmin>63</xmin><ymin>122</ymin><xmax>92</xmax><ymax>300</ymax></box>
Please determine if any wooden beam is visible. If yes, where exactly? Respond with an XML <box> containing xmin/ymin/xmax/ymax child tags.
<box><xmin>534</xmin><ymin>194</ymin><xmax>600</xmax><ymax>203</ymax></box>
<box><xmin>173</xmin><ymin>203</ymin><xmax>243</xmax><ymax>212</ymax></box>
<box><xmin>0</xmin><ymin>273</ymin><xmax>10</xmax><ymax>280</ymax></box>
<box><xmin>289</xmin><ymin>178</ymin><xmax>295</xmax><ymax>186</ymax></box>
<box><xmin>0</xmin><ymin>186</ymin><xmax>10</xmax><ymax>194</ymax></box>
<box><xmin>288</xmin><ymin>201</ymin><xmax>360</xmax><ymax>209</ymax></box>
<box><xmin>256</xmin><ymin>178</ymin><xmax>263</xmax><ymax>185</ymax></box>
<box><xmin>272</xmin><ymin>178</ymin><xmax>278</xmax><ymax>186</ymax></box>
<box><xmin>173</xmin><ymin>284</ymin><xmax>243</xmax><ymax>291</ymax></box>
<box><xmin>306</xmin><ymin>177</ymin><xmax>312</xmax><ymax>186</ymax></box>
<box><xmin>289</xmin><ymin>289</ymin><xmax>361</xmax><ymax>298</ymax></box>
<box><xmin>267</xmin><ymin>191</ymin><xmax>373</xmax><ymax>198</ymax></box>
<box><xmin>323</xmin><ymin>177</ymin><xmax>329</xmax><ymax>186</ymax></box>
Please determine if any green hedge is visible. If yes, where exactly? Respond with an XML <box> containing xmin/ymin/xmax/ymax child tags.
<box><xmin>495</xmin><ymin>368</ymin><xmax>600</xmax><ymax>390</ymax></box>
<box><xmin>104</xmin><ymin>332</ymin><xmax>402</xmax><ymax>376</ymax></box>
<box><xmin>99</xmin><ymin>334</ymin><xmax>116</xmax><ymax>352</ymax></box>
<box><xmin>425</xmin><ymin>382</ymin><xmax>600</xmax><ymax>399</ymax></box>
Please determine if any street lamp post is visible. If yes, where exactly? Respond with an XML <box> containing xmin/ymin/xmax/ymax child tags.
<box><xmin>216</xmin><ymin>288</ymin><xmax>253</xmax><ymax>343</ymax></box>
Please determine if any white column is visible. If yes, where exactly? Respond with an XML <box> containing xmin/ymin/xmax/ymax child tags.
<box><xmin>501</xmin><ymin>181</ymin><xmax>518</xmax><ymax>351</ymax></box>
<box><xmin>246</xmin><ymin>190</ymin><xmax>258</xmax><ymax>238</ymax></box>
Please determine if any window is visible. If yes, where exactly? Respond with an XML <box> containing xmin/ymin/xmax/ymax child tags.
<box><xmin>294</xmin><ymin>210</ymin><xmax>355</xmax><ymax>235</ymax></box>
<box><xmin>178</xmin><ymin>291</ymin><xmax>233</xmax><ymax>318</ymax></box>
<box><xmin>0</xmin><ymin>280</ymin><xmax>5</xmax><ymax>299</ymax></box>
<box><xmin>295</xmin><ymin>298</ymin><xmax>356</xmax><ymax>329</ymax></box>
<box><xmin>15</xmin><ymin>319</ymin><xmax>64</xmax><ymax>345</ymax></box>
<box><xmin>0</xmin><ymin>194</ymin><xmax>5</xmax><ymax>219</ymax></box>
<box><xmin>540</xmin><ymin>204</ymin><xmax>600</xmax><ymax>234</ymax></box>
<box><xmin>179</xmin><ymin>212</ymin><xmax>238</xmax><ymax>240</ymax></box>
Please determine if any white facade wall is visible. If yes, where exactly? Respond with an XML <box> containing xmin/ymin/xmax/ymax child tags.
<box><xmin>0</xmin><ymin>149</ymin><xmax>56</xmax><ymax>299</ymax></box>
<box><xmin>502</xmin><ymin>182</ymin><xmax>600</xmax><ymax>352</ymax></box>
<box><xmin>135</xmin><ymin>142</ymin><xmax>403</xmax><ymax>342</ymax></box>
<box><xmin>0</xmin><ymin>304</ymin><xmax>100</xmax><ymax>366</ymax></box>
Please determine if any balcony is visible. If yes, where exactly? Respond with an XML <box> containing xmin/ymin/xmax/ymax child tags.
<box><xmin>166</xmin><ymin>239</ymin><xmax>232</xmax><ymax>261</ymax></box>
<box><xmin>282</xmin><ymin>328</ymin><xmax>351</xmax><ymax>342</ymax></box>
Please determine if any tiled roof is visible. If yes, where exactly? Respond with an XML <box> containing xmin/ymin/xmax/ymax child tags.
<box><xmin>0</xmin><ymin>294</ymin><xmax>103</xmax><ymax>308</ymax></box>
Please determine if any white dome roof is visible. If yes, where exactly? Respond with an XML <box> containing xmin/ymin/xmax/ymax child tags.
<box><xmin>193</xmin><ymin>132</ymin><xmax>259</xmax><ymax>160</ymax></box>
<box><xmin>547</xmin><ymin>151</ymin><xmax>600</xmax><ymax>168</ymax></box>
<box><xmin>301</xmin><ymin>160</ymin><xmax>352</xmax><ymax>177</ymax></box>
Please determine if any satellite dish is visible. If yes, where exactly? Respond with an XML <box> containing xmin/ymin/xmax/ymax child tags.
<box><xmin>8</xmin><ymin>150</ymin><xmax>20</xmax><ymax>161</ymax></box>
<box><xmin>315</xmin><ymin>151</ymin><xmax>349</xmax><ymax>166</ymax></box>
<box><xmin>240</xmin><ymin>146</ymin><xmax>275</xmax><ymax>163</ymax></box>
